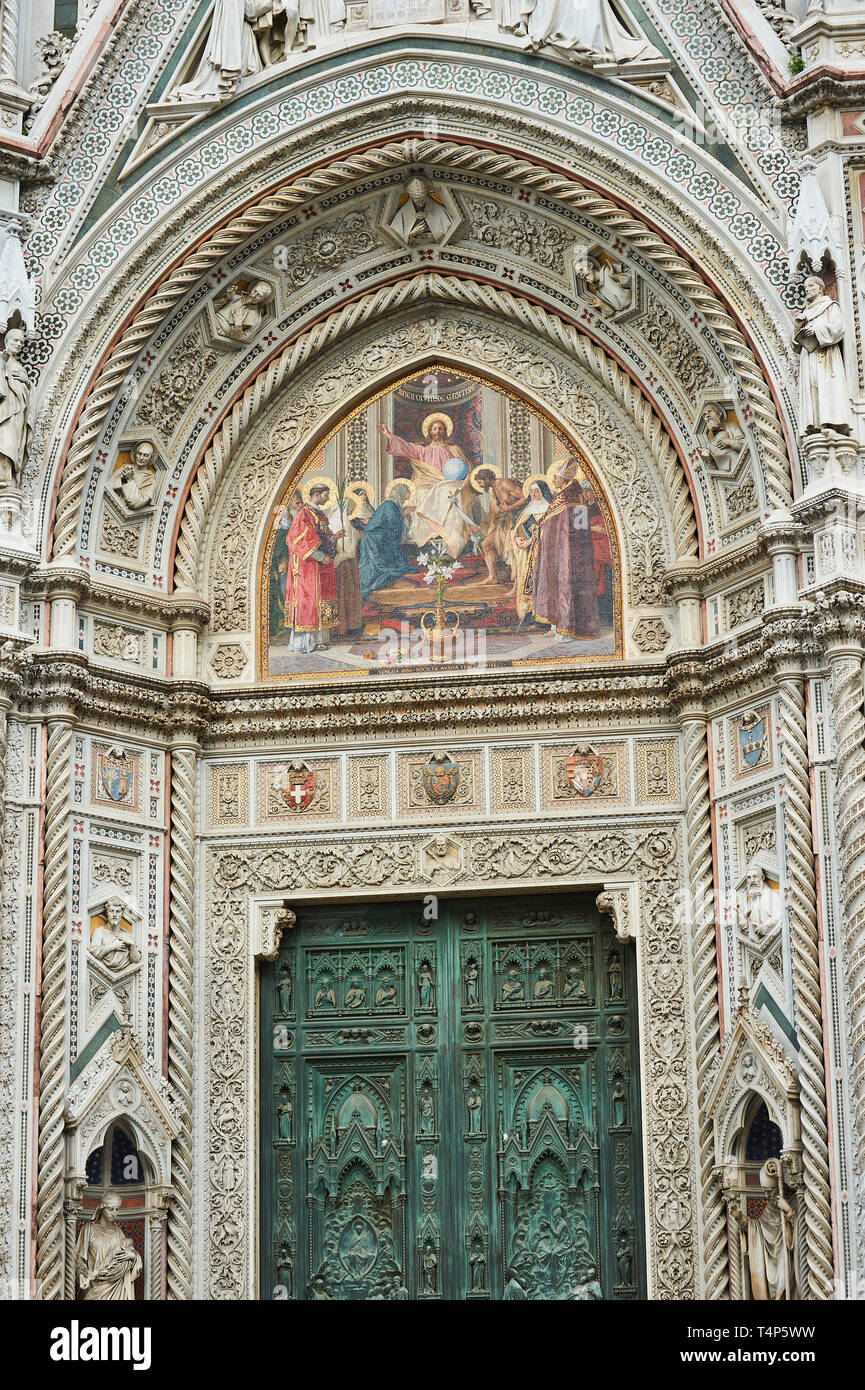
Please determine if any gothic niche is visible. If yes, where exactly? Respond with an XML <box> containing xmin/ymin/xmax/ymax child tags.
<box><xmin>207</xmin><ymin>276</ymin><xmax>276</xmax><ymax>347</ymax></box>
<box><xmin>306</xmin><ymin>1078</ymin><xmax>406</xmax><ymax>1299</ymax></box>
<box><xmin>499</xmin><ymin>1066</ymin><xmax>600</xmax><ymax>1300</ymax></box>
<box><xmin>723</xmin><ymin>1100</ymin><xmax>800</xmax><ymax>1302</ymax></box>
<box><xmin>259</xmin><ymin>366</ymin><xmax>621</xmax><ymax>680</ymax></box>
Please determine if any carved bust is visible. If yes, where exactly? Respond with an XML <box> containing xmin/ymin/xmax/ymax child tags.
<box><xmin>89</xmin><ymin>897</ymin><xmax>141</xmax><ymax>972</ymax></box>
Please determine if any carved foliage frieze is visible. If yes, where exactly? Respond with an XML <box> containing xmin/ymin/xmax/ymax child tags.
<box><xmin>204</xmin><ymin>824</ymin><xmax>696</xmax><ymax>1299</ymax></box>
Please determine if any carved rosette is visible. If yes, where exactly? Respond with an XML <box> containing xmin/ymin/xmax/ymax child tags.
<box><xmin>205</xmin><ymin>825</ymin><xmax>697</xmax><ymax>1299</ymax></box>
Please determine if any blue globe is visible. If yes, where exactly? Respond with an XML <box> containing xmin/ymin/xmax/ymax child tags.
<box><xmin>442</xmin><ymin>455</ymin><xmax>468</xmax><ymax>480</ymax></box>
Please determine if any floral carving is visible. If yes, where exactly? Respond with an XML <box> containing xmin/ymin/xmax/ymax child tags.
<box><xmin>136</xmin><ymin>331</ymin><xmax>217</xmax><ymax>436</ymax></box>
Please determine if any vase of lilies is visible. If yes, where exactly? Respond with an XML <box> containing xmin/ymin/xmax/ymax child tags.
<box><xmin>418</xmin><ymin>542</ymin><xmax>461</xmax><ymax>662</ymax></box>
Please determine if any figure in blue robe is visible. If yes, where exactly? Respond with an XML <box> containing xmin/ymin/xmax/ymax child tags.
<box><xmin>358</xmin><ymin>488</ymin><xmax>413</xmax><ymax>597</ymax></box>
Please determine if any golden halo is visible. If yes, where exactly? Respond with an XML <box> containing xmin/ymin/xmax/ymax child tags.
<box><xmin>523</xmin><ymin>472</ymin><xmax>549</xmax><ymax>498</ymax></box>
<box><xmin>301</xmin><ymin>473</ymin><xmax>336</xmax><ymax>503</ymax></box>
<box><xmin>421</xmin><ymin>411</ymin><xmax>454</xmax><ymax>440</ymax></box>
<box><xmin>469</xmin><ymin>462</ymin><xmax>500</xmax><ymax>490</ymax></box>
<box><xmin>386</xmin><ymin>477</ymin><xmax>416</xmax><ymax>503</ymax></box>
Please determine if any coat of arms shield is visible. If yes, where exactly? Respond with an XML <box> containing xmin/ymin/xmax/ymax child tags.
<box><xmin>277</xmin><ymin>762</ymin><xmax>318</xmax><ymax>813</ymax></box>
<box><xmin>101</xmin><ymin>748</ymin><xmax>133</xmax><ymax>803</ymax></box>
<box><xmin>566</xmin><ymin>747</ymin><xmax>604</xmax><ymax>797</ymax></box>
<box><xmin>738</xmin><ymin>713</ymin><xmax>767</xmax><ymax>770</ymax></box>
<box><xmin>422</xmin><ymin>752</ymin><xmax>460</xmax><ymax>805</ymax></box>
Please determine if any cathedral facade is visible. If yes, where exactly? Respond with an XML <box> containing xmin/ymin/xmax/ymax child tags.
<box><xmin>0</xmin><ymin>0</ymin><xmax>863</xmax><ymax>1303</ymax></box>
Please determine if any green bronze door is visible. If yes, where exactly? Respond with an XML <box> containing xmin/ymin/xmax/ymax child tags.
<box><xmin>261</xmin><ymin>895</ymin><xmax>645</xmax><ymax>1300</ymax></box>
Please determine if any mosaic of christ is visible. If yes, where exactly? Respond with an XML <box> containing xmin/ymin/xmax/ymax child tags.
<box><xmin>259</xmin><ymin>369</ymin><xmax>622</xmax><ymax>678</ymax></box>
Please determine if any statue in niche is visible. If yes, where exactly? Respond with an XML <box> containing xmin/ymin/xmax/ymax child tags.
<box><xmin>76</xmin><ymin>1194</ymin><xmax>142</xmax><ymax>1300</ymax></box>
<box><xmin>607</xmin><ymin>952</ymin><xmax>623</xmax><ymax>1000</ymax></box>
<box><xmin>793</xmin><ymin>274</ymin><xmax>853</xmax><ymax>435</ymax></box>
<box><xmin>314</xmin><ymin>976</ymin><xmax>335</xmax><ymax>1008</ymax></box>
<box><xmin>611</xmin><ymin>1081</ymin><xmax>627</xmax><ymax>1128</ymax></box>
<box><xmin>387</xmin><ymin>178</ymin><xmax>451</xmax><ymax>245</ymax></box>
<box><xmin>417</xmin><ymin>960</ymin><xmax>435</xmax><ymax>1009</ymax></box>
<box><xmin>469</xmin><ymin>1239</ymin><xmax>486</xmax><ymax>1291</ymax></box>
<box><xmin>502</xmin><ymin>968</ymin><xmax>525</xmax><ymax>1003</ymax></box>
<box><xmin>736</xmin><ymin>863</ymin><xmax>781</xmax><ymax>986</ymax></box>
<box><xmin>533</xmin><ymin>967</ymin><xmax>554</xmax><ymax>1000</ymax></box>
<box><xmin>275</xmin><ymin>1240</ymin><xmax>294</xmax><ymax>1296</ymax></box>
<box><xmin>89</xmin><ymin>897</ymin><xmax>141</xmax><ymax>973</ymax></box>
<box><xmin>213</xmin><ymin>279</ymin><xmax>274</xmax><ymax>341</ymax></box>
<box><xmin>616</xmin><ymin>1232</ymin><xmax>633</xmax><ymax>1286</ymax></box>
<box><xmin>109</xmin><ymin>441</ymin><xmax>158</xmax><ymax>512</ymax></box>
<box><xmin>277</xmin><ymin>1088</ymin><xmax>293</xmax><ymax>1140</ymax></box>
<box><xmin>464</xmin><ymin>959</ymin><xmax>480</xmax><ymax>1007</ymax></box>
<box><xmin>0</xmin><ymin>327</ymin><xmax>31</xmax><ymax>488</ymax></box>
<box><xmin>563</xmin><ymin>964</ymin><xmax>587</xmax><ymax>1001</ymax></box>
<box><xmin>419</xmin><ymin>1087</ymin><xmax>435</xmax><ymax>1135</ymax></box>
<box><xmin>276</xmin><ymin>960</ymin><xmax>292</xmax><ymax>1014</ymax></box>
<box><xmin>581</xmin><ymin>253</ymin><xmax>632</xmax><ymax>316</ymax></box>
<box><xmin>730</xmin><ymin>1160</ymin><xmax>797</xmax><ymax>1300</ymax></box>
<box><xmin>422</xmin><ymin>1239</ymin><xmax>438</xmax><ymax>1294</ymax></box>
<box><xmin>699</xmin><ymin>403</ymin><xmax>745</xmax><ymax>475</ymax></box>
<box><xmin>502</xmin><ymin>0</ymin><xmax>659</xmax><ymax>64</ymax></box>
<box><xmin>375</xmin><ymin>976</ymin><xmax>397</xmax><ymax>1007</ymax></box>
<box><xmin>344</xmin><ymin>977</ymin><xmax>366</xmax><ymax>1009</ymax></box>
<box><xmin>467</xmin><ymin>1082</ymin><xmax>482</xmax><ymax>1133</ymax></box>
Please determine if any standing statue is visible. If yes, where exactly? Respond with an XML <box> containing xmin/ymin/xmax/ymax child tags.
<box><xmin>76</xmin><ymin>1194</ymin><xmax>142</xmax><ymax>1300</ymax></box>
<box><xmin>793</xmin><ymin>274</ymin><xmax>853</xmax><ymax>435</ymax></box>
<box><xmin>512</xmin><ymin>0</ymin><xmax>659</xmax><ymax>64</ymax></box>
<box><xmin>0</xmin><ymin>327</ymin><xmax>31</xmax><ymax>488</ymax></box>
<box><xmin>731</xmin><ymin>1159</ymin><xmax>797</xmax><ymax>1300</ymax></box>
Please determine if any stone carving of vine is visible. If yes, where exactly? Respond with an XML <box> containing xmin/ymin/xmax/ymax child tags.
<box><xmin>204</xmin><ymin>824</ymin><xmax>697</xmax><ymax>1299</ymax></box>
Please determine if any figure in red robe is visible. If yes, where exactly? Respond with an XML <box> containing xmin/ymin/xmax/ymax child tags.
<box><xmin>524</xmin><ymin>459</ymin><xmax>600</xmax><ymax>640</ymax></box>
<box><xmin>284</xmin><ymin>483</ymin><xmax>341</xmax><ymax>652</ymax></box>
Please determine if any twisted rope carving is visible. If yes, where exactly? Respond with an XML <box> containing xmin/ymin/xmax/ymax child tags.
<box><xmin>35</xmin><ymin>721</ymin><xmax>72</xmax><ymax>1300</ymax></box>
<box><xmin>174</xmin><ymin>273</ymin><xmax>691</xmax><ymax>592</ymax></box>
<box><xmin>682</xmin><ymin>717</ymin><xmax>727</xmax><ymax>1300</ymax></box>
<box><xmin>166</xmin><ymin>745</ymin><xmax>196</xmax><ymax>1300</ymax></box>
<box><xmin>829</xmin><ymin>653</ymin><xmax>865</xmax><ymax>1256</ymax></box>
<box><xmin>779</xmin><ymin>677</ymin><xmax>834</xmax><ymax>1299</ymax></box>
<box><xmin>0</xmin><ymin>0</ymin><xmax>21</xmax><ymax>84</ymax></box>
<box><xmin>50</xmin><ymin>137</ymin><xmax>789</xmax><ymax>561</ymax></box>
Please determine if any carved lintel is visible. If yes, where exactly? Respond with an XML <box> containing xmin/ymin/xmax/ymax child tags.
<box><xmin>596</xmin><ymin>882</ymin><xmax>636</xmax><ymax>943</ymax></box>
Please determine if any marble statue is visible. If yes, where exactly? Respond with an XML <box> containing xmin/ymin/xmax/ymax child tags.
<box><xmin>516</xmin><ymin>0</ymin><xmax>660</xmax><ymax>63</ymax></box>
<box><xmin>214</xmin><ymin>280</ymin><xmax>274</xmax><ymax>340</ymax></box>
<box><xmin>731</xmin><ymin>1159</ymin><xmax>797</xmax><ymax>1300</ymax></box>
<box><xmin>110</xmin><ymin>442</ymin><xmax>158</xmax><ymax>511</ymax></box>
<box><xmin>89</xmin><ymin>898</ymin><xmax>141</xmax><ymax>972</ymax></box>
<box><xmin>75</xmin><ymin>1194</ymin><xmax>142</xmax><ymax>1300</ymax></box>
<box><xmin>583</xmin><ymin>254</ymin><xmax>632</xmax><ymax>315</ymax></box>
<box><xmin>793</xmin><ymin>274</ymin><xmax>853</xmax><ymax>435</ymax></box>
<box><xmin>172</xmin><ymin>0</ymin><xmax>345</xmax><ymax>99</ymax></box>
<box><xmin>700</xmin><ymin>403</ymin><xmax>745</xmax><ymax>474</ymax></box>
<box><xmin>0</xmin><ymin>328</ymin><xmax>31</xmax><ymax>488</ymax></box>
<box><xmin>387</xmin><ymin>179</ymin><xmax>451</xmax><ymax>245</ymax></box>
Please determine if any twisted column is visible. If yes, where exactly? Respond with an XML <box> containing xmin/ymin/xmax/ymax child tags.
<box><xmin>828</xmin><ymin>650</ymin><xmax>865</xmax><ymax>1255</ymax></box>
<box><xmin>35</xmin><ymin>720</ymin><xmax>72</xmax><ymax>1299</ymax></box>
<box><xmin>681</xmin><ymin>714</ymin><xmax>728</xmax><ymax>1301</ymax></box>
<box><xmin>166</xmin><ymin>744</ymin><xmax>196</xmax><ymax>1300</ymax></box>
<box><xmin>0</xmin><ymin>0</ymin><xmax>21</xmax><ymax>85</ymax></box>
<box><xmin>778</xmin><ymin>675</ymin><xmax>834</xmax><ymax>1298</ymax></box>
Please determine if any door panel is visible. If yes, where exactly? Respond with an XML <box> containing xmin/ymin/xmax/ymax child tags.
<box><xmin>261</xmin><ymin>896</ymin><xmax>645</xmax><ymax>1300</ymax></box>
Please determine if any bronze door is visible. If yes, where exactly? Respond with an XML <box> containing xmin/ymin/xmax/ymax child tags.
<box><xmin>261</xmin><ymin>895</ymin><xmax>645</xmax><ymax>1300</ymax></box>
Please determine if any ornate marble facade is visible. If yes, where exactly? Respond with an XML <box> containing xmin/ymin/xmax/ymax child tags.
<box><xmin>0</xmin><ymin>0</ymin><xmax>864</xmax><ymax>1302</ymax></box>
